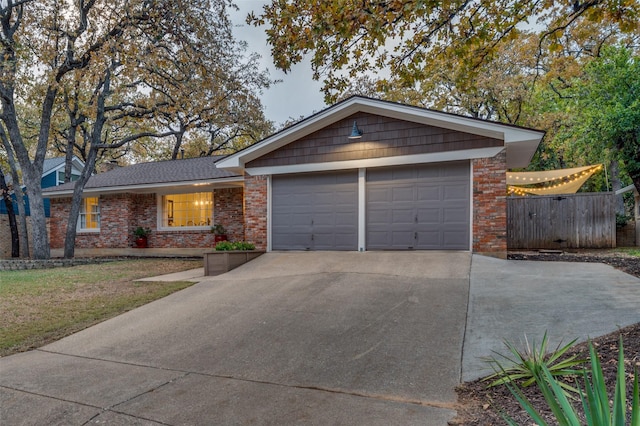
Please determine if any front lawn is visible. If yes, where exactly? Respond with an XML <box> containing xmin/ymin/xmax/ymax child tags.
<box><xmin>0</xmin><ymin>258</ymin><xmax>201</xmax><ymax>356</ymax></box>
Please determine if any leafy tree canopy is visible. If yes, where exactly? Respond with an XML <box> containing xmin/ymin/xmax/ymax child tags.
<box><xmin>250</xmin><ymin>0</ymin><xmax>639</xmax><ymax>104</ymax></box>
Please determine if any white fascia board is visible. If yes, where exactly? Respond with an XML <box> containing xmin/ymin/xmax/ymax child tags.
<box><xmin>245</xmin><ymin>147</ymin><xmax>504</xmax><ymax>176</ymax></box>
<box><xmin>217</xmin><ymin>97</ymin><xmax>544</xmax><ymax>172</ymax></box>
<box><xmin>71</xmin><ymin>158</ymin><xmax>86</xmax><ymax>173</ymax></box>
<box><xmin>42</xmin><ymin>176</ymin><xmax>244</xmax><ymax>198</ymax></box>
<box><xmin>356</xmin><ymin>98</ymin><xmax>544</xmax><ymax>143</ymax></box>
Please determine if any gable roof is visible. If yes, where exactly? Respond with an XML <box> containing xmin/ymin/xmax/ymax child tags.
<box><xmin>216</xmin><ymin>96</ymin><xmax>545</xmax><ymax>173</ymax></box>
<box><xmin>42</xmin><ymin>156</ymin><xmax>85</xmax><ymax>176</ymax></box>
<box><xmin>43</xmin><ymin>156</ymin><xmax>242</xmax><ymax>197</ymax></box>
<box><xmin>42</xmin><ymin>157</ymin><xmax>65</xmax><ymax>174</ymax></box>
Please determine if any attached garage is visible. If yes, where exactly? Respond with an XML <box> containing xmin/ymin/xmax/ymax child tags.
<box><xmin>366</xmin><ymin>162</ymin><xmax>470</xmax><ymax>250</ymax></box>
<box><xmin>216</xmin><ymin>96</ymin><xmax>545</xmax><ymax>257</ymax></box>
<box><xmin>271</xmin><ymin>162</ymin><xmax>470</xmax><ymax>251</ymax></box>
<box><xmin>271</xmin><ymin>171</ymin><xmax>358</xmax><ymax>250</ymax></box>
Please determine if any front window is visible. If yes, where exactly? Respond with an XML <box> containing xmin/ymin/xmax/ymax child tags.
<box><xmin>161</xmin><ymin>192</ymin><xmax>212</xmax><ymax>228</ymax></box>
<box><xmin>57</xmin><ymin>170</ymin><xmax>80</xmax><ymax>185</ymax></box>
<box><xmin>78</xmin><ymin>197</ymin><xmax>100</xmax><ymax>231</ymax></box>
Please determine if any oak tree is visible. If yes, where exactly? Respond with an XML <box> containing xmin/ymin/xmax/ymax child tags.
<box><xmin>1</xmin><ymin>0</ymin><xmax>270</xmax><ymax>258</ymax></box>
<box><xmin>251</xmin><ymin>0</ymin><xmax>638</xmax><ymax>103</ymax></box>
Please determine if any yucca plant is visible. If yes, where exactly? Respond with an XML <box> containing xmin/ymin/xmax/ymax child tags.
<box><xmin>501</xmin><ymin>336</ymin><xmax>639</xmax><ymax>426</ymax></box>
<box><xmin>484</xmin><ymin>332</ymin><xmax>586</xmax><ymax>396</ymax></box>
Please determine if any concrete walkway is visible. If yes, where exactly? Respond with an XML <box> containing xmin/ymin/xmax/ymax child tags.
<box><xmin>1</xmin><ymin>252</ymin><xmax>639</xmax><ymax>425</ymax></box>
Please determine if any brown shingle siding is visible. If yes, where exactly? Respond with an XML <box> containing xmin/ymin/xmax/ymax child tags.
<box><xmin>247</xmin><ymin>113</ymin><xmax>502</xmax><ymax>168</ymax></box>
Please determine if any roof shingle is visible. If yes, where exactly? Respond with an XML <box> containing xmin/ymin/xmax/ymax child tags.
<box><xmin>44</xmin><ymin>156</ymin><xmax>240</xmax><ymax>193</ymax></box>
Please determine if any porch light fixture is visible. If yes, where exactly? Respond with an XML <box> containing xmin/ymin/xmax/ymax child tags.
<box><xmin>348</xmin><ymin>121</ymin><xmax>363</xmax><ymax>139</ymax></box>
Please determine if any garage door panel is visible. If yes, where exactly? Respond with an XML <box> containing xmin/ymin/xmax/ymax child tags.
<box><xmin>415</xmin><ymin>167</ymin><xmax>443</xmax><ymax>181</ymax></box>
<box><xmin>442</xmin><ymin>207</ymin><xmax>467</xmax><ymax>223</ymax></box>
<box><xmin>416</xmin><ymin>186</ymin><xmax>441</xmax><ymax>202</ymax></box>
<box><xmin>272</xmin><ymin>171</ymin><xmax>358</xmax><ymax>251</ymax></box>
<box><xmin>391</xmin><ymin>186</ymin><xmax>415</xmax><ymax>202</ymax></box>
<box><xmin>442</xmin><ymin>230</ymin><xmax>469</xmax><ymax>249</ymax></box>
<box><xmin>442</xmin><ymin>162</ymin><xmax>469</xmax><ymax>177</ymax></box>
<box><xmin>367</xmin><ymin>210</ymin><xmax>391</xmax><ymax>227</ymax></box>
<box><xmin>367</xmin><ymin>187</ymin><xmax>391</xmax><ymax>203</ymax></box>
<box><xmin>272</xmin><ymin>232</ymin><xmax>311</xmax><ymax>251</ymax></box>
<box><xmin>391</xmin><ymin>208</ymin><xmax>416</xmax><ymax>225</ymax></box>
<box><xmin>391</xmin><ymin>231</ymin><xmax>415</xmax><ymax>248</ymax></box>
<box><xmin>367</xmin><ymin>162</ymin><xmax>470</xmax><ymax>250</ymax></box>
<box><xmin>417</xmin><ymin>207</ymin><xmax>441</xmax><ymax>223</ymax></box>
<box><xmin>367</xmin><ymin>231</ymin><xmax>388</xmax><ymax>247</ymax></box>
<box><xmin>417</xmin><ymin>231</ymin><xmax>441</xmax><ymax>248</ymax></box>
<box><xmin>444</xmin><ymin>184</ymin><xmax>468</xmax><ymax>200</ymax></box>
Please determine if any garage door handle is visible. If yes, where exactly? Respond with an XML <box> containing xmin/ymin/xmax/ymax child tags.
<box><xmin>414</xmin><ymin>232</ymin><xmax>417</xmax><ymax>240</ymax></box>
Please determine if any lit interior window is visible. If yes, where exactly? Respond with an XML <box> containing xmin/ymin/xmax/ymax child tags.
<box><xmin>79</xmin><ymin>197</ymin><xmax>100</xmax><ymax>230</ymax></box>
<box><xmin>162</xmin><ymin>192</ymin><xmax>213</xmax><ymax>227</ymax></box>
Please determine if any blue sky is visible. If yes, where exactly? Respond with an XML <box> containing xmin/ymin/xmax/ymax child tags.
<box><xmin>230</xmin><ymin>1</ymin><xmax>328</xmax><ymax>125</ymax></box>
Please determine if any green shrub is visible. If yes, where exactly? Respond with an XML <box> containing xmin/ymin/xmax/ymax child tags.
<box><xmin>214</xmin><ymin>241</ymin><xmax>256</xmax><ymax>251</ymax></box>
<box><xmin>500</xmin><ymin>336</ymin><xmax>639</xmax><ymax>426</ymax></box>
<box><xmin>484</xmin><ymin>332</ymin><xmax>586</xmax><ymax>396</ymax></box>
<box><xmin>133</xmin><ymin>226</ymin><xmax>151</xmax><ymax>237</ymax></box>
<box><xmin>211</xmin><ymin>224</ymin><xmax>227</xmax><ymax>234</ymax></box>
<box><xmin>616</xmin><ymin>213</ymin><xmax>631</xmax><ymax>228</ymax></box>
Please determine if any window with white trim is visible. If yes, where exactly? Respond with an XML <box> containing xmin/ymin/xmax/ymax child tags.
<box><xmin>78</xmin><ymin>197</ymin><xmax>100</xmax><ymax>231</ymax></box>
<box><xmin>57</xmin><ymin>170</ymin><xmax>80</xmax><ymax>185</ymax></box>
<box><xmin>161</xmin><ymin>192</ymin><xmax>212</xmax><ymax>228</ymax></box>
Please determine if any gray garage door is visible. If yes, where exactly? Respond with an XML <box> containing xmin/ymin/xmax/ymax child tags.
<box><xmin>272</xmin><ymin>171</ymin><xmax>358</xmax><ymax>250</ymax></box>
<box><xmin>366</xmin><ymin>162</ymin><xmax>470</xmax><ymax>250</ymax></box>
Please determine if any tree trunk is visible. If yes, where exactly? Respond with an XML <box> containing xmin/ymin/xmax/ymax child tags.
<box><xmin>63</xmin><ymin>69</ymin><xmax>110</xmax><ymax>258</ymax></box>
<box><xmin>64</xmin><ymin>126</ymin><xmax>76</xmax><ymax>183</ymax></box>
<box><xmin>2</xmin><ymin>86</ymin><xmax>57</xmax><ymax>260</ymax></box>
<box><xmin>170</xmin><ymin>127</ymin><xmax>185</xmax><ymax>160</ymax></box>
<box><xmin>620</xmin><ymin>136</ymin><xmax>640</xmax><ymax>203</ymax></box>
<box><xmin>609</xmin><ymin>160</ymin><xmax>625</xmax><ymax>215</ymax></box>
<box><xmin>0</xmin><ymin>127</ymin><xmax>29</xmax><ymax>257</ymax></box>
<box><xmin>63</xmin><ymin>146</ymin><xmax>100</xmax><ymax>258</ymax></box>
<box><xmin>0</xmin><ymin>167</ymin><xmax>20</xmax><ymax>257</ymax></box>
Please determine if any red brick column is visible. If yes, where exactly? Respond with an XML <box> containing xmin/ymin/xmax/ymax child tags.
<box><xmin>473</xmin><ymin>150</ymin><xmax>507</xmax><ymax>258</ymax></box>
<box><xmin>244</xmin><ymin>174</ymin><xmax>268</xmax><ymax>250</ymax></box>
<box><xmin>214</xmin><ymin>188</ymin><xmax>244</xmax><ymax>241</ymax></box>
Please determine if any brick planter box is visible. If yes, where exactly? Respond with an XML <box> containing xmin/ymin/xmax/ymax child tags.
<box><xmin>203</xmin><ymin>251</ymin><xmax>265</xmax><ymax>276</ymax></box>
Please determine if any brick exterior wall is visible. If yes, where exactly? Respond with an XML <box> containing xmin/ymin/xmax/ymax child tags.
<box><xmin>243</xmin><ymin>174</ymin><xmax>268</xmax><ymax>250</ymax></box>
<box><xmin>244</xmin><ymin>155</ymin><xmax>509</xmax><ymax>255</ymax></box>
<box><xmin>472</xmin><ymin>149</ymin><xmax>507</xmax><ymax>257</ymax></box>
<box><xmin>50</xmin><ymin>198</ymin><xmax>70</xmax><ymax>248</ymax></box>
<box><xmin>44</xmin><ymin>155</ymin><xmax>509</xmax><ymax>255</ymax></box>
<box><xmin>214</xmin><ymin>188</ymin><xmax>245</xmax><ymax>241</ymax></box>
<box><xmin>49</xmin><ymin>188</ymin><xmax>244</xmax><ymax>250</ymax></box>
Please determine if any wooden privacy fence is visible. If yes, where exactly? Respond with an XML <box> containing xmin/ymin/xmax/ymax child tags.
<box><xmin>507</xmin><ymin>193</ymin><xmax>616</xmax><ymax>249</ymax></box>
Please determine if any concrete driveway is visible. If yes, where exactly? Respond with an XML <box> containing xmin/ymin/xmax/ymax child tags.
<box><xmin>1</xmin><ymin>252</ymin><xmax>639</xmax><ymax>425</ymax></box>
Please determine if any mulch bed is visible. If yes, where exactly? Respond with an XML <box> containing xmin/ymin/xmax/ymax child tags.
<box><xmin>450</xmin><ymin>251</ymin><xmax>640</xmax><ymax>425</ymax></box>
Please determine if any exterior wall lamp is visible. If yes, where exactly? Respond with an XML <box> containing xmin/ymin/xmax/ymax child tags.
<box><xmin>348</xmin><ymin>121</ymin><xmax>363</xmax><ymax>139</ymax></box>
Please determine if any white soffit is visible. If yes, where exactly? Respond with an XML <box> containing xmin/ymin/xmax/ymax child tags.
<box><xmin>216</xmin><ymin>97</ymin><xmax>545</xmax><ymax>171</ymax></box>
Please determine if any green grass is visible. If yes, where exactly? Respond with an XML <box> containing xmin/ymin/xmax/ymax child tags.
<box><xmin>614</xmin><ymin>247</ymin><xmax>640</xmax><ymax>257</ymax></box>
<box><xmin>0</xmin><ymin>259</ymin><xmax>201</xmax><ymax>356</ymax></box>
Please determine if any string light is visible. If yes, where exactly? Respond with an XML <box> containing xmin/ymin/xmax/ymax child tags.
<box><xmin>507</xmin><ymin>165</ymin><xmax>603</xmax><ymax>196</ymax></box>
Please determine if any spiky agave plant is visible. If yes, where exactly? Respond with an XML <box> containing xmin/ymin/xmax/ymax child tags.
<box><xmin>501</xmin><ymin>336</ymin><xmax>639</xmax><ymax>426</ymax></box>
<box><xmin>484</xmin><ymin>331</ymin><xmax>586</xmax><ymax>396</ymax></box>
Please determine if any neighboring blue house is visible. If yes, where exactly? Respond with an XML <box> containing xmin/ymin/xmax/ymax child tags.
<box><xmin>0</xmin><ymin>156</ymin><xmax>85</xmax><ymax>217</ymax></box>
